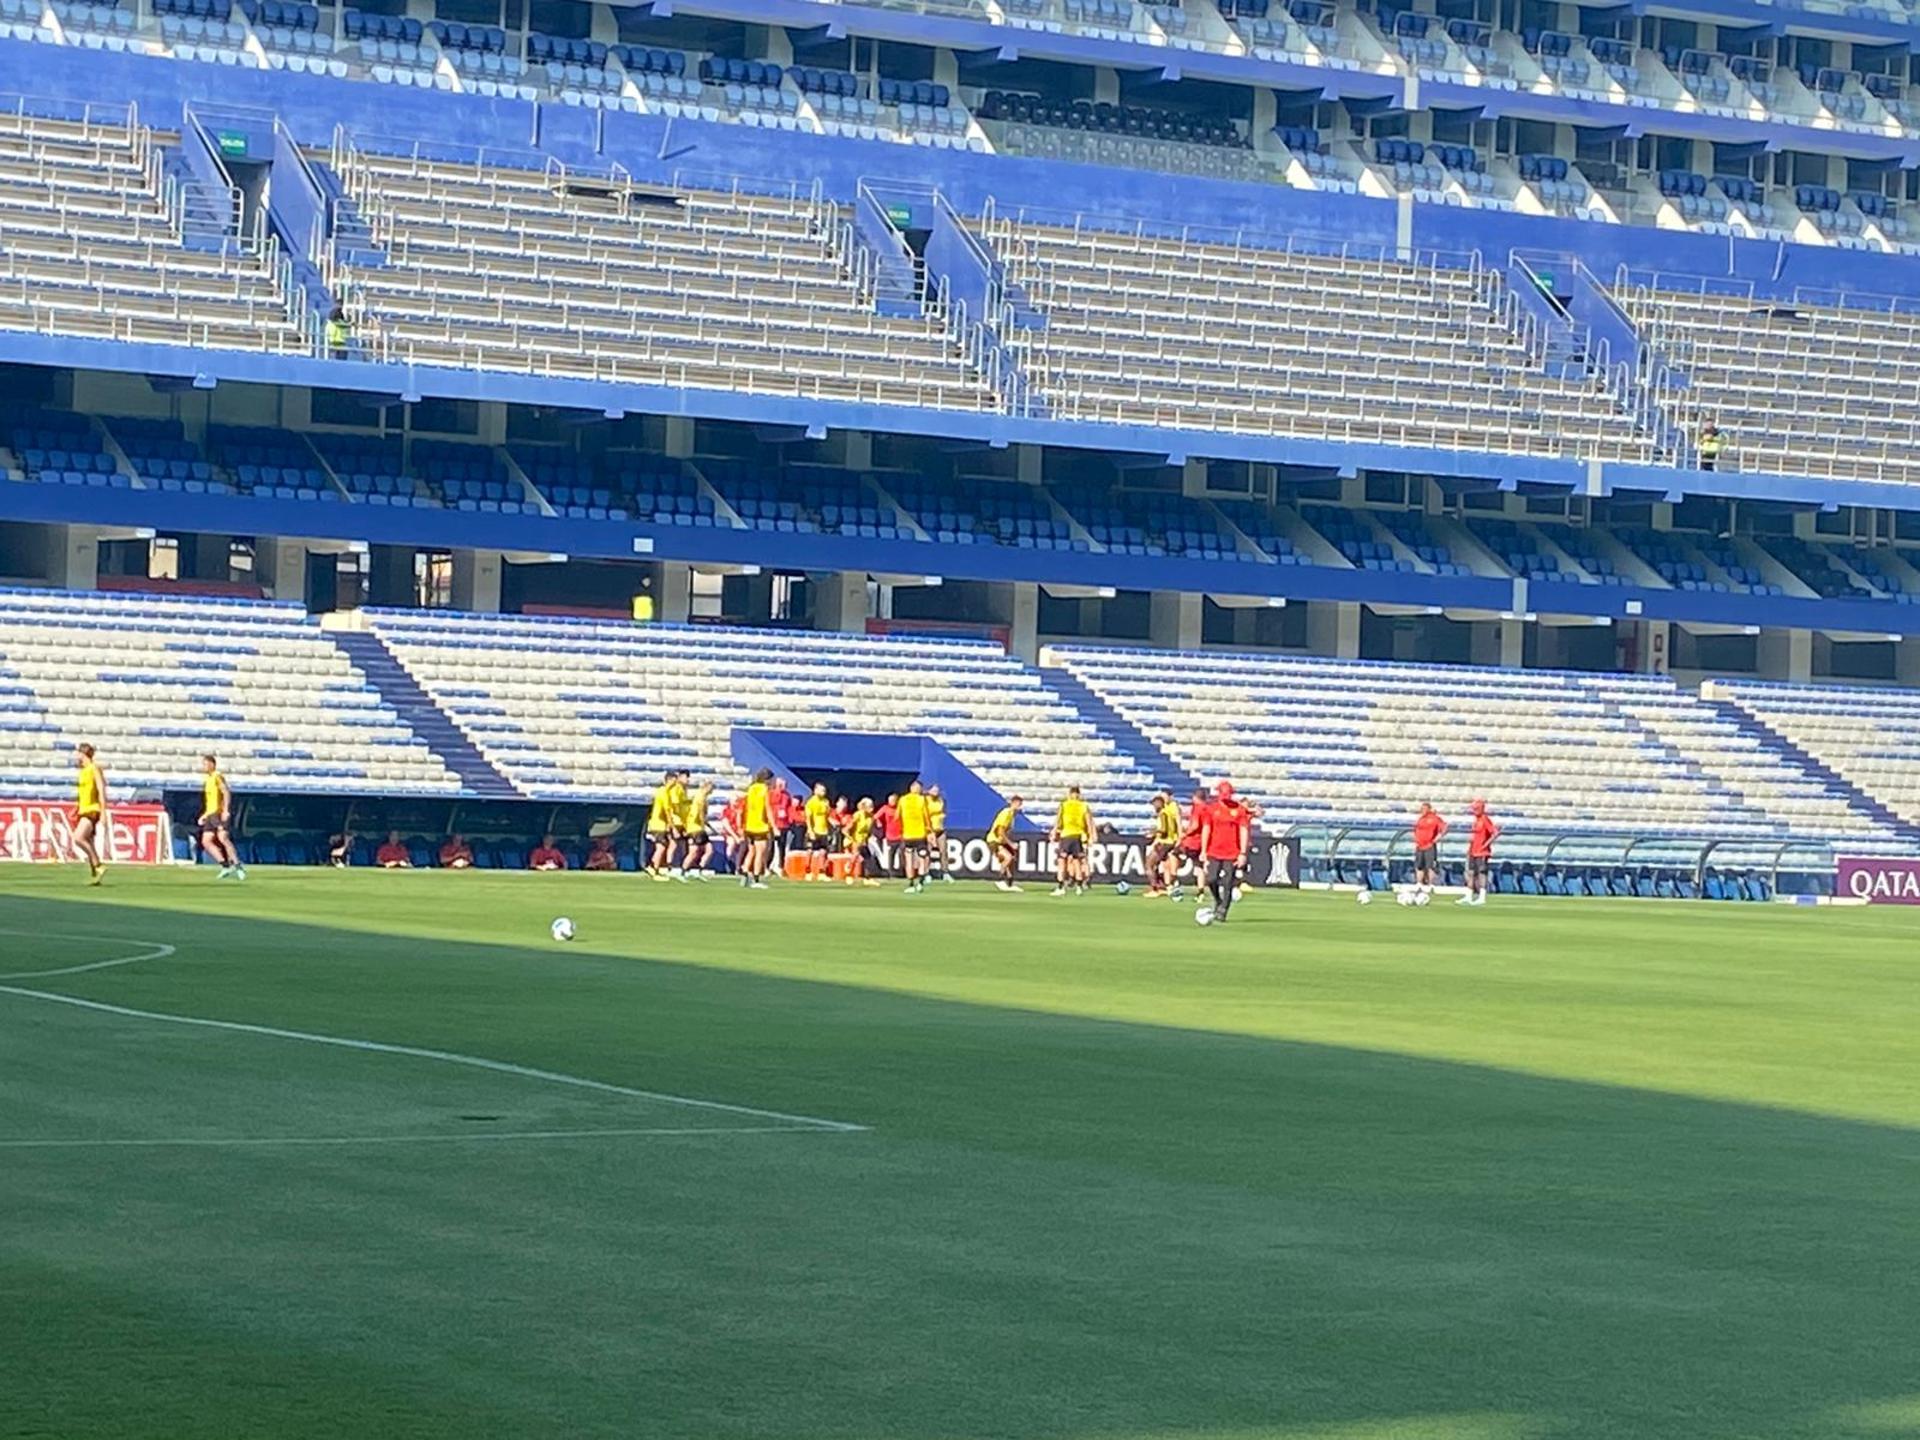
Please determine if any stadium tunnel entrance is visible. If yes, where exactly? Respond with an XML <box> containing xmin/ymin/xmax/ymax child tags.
<box><xmin>729</xmin><ymin>729</ymin><xmax>1007</xmax><ymax>829</ymax></box>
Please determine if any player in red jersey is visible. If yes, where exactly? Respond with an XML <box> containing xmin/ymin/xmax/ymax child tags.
<box><xmin>720</xmin><ymin>793</ymin><xmax>746</xmax><ymax>874</ymax></box>
<box><xmin>1458</xmin><ymin>798</ymin><xmax>1500</xmax><ymax>907</ymax></box>
<box><xmin>1410</xmin><ymin>801</ymin><xmax>1448</xmax><ymax>902</ymax></box>
<box><xmin>875</xmin><ymin>793</ymin><xmax>903</xmax><ymax>879</ymax></box>
<box><xmin>1197</xmin><ymin>782</ymin><xmax>1252</xmax><ymax>923</ymax></box>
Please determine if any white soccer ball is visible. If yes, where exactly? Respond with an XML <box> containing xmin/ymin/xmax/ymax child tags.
<box><xmin>1356</xmin><ymin>890</ymin><xmax>1373</xmax><ymax>906</ymax></box>
<box><xmin>1414</xmin><ymin>891</ymin><xmax>1431</xmax><ymax>908</ymax></box>
<box><xmin>1396</xmin><ymin>890</ymin><xmax>1414</xmax><ymax>907</ymax></box>
<box><xmin>1115</xmin><ymin>881</ymin><xmax>1131</xmax><ymax>896</ymax></box>
<box><xmin>550</xmin><ymin>917</ymin><xmax>576</xmax><ymax>943</ymax></box>
<box><xmin>1194</xmin><ymin>906</ymin><xmax>1215</xmax><ymax>926</ymax></box>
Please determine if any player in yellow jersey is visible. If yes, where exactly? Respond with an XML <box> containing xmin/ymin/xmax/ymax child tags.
<box><xmin>679</xmin><ymin>779</ymin><xmax>714</xmax><ymax>880</ymax></box>
<box><xmin>924</xmin><ymin>784</ymin><xmax>954</xmax><ymax>885</ymax></box>
<box><xmin>803</xmin><ymin>782</ymin><xmax>833</xmax><ymax>881</ymax></box>
<box><xmin>738</xmin><ymin>767</ymin><xmax>774</xmax><ymax>889</ymax></box>
<box><xmin>896</xmin><ymin>779</ymin><xmax>931</xmax><ymax>894</ymax></box>
<box><xmin>72</xmin><ymin>742</ymin><xmax>107</xmax><ymax>885</ymax></box>
<box><xmin>645</xmin><ymin>770</ymin><xmax>680</xmax><ymax>879</ymax></box>
<box><xmin>198</xmin><ymin>753</ymin><xmax>244</xmax><ymax>881</ymax></box>
<box><xmin>843</xmin><ymin>797</ymin><xmax>877</xmax><ymax>886</ymax></box>
<box><xmin>1051</xmin><ymin>785</ymin><xmax>1095</xmax><ymax>896</ymax></box>
<box><xmin>1145</xmin><ymin>789</ymin><xmax>1182</xmax><ymax>898</ymax></box>
<box><xmin>986</xmin><ymin>794</ymin><xmax>1023</xmax><ymax>892</ymax></box>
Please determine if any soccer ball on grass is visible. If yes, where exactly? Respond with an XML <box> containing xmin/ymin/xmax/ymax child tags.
<box><xmin>1194</xmin><ymin>906</ymin><xmax>1216</xmax><ymax>926</ymax></box>
<box><xmin>1356</xmin><ymin>890</ymin><xmax>1372</xmax><ymax>907</ymax></box>
<box><xmin>550</xmin><ymin>917</ymin><xmax>576</xmax><ymax>943</ymax></box>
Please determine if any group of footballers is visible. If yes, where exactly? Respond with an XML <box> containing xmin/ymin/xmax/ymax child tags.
<box><xmin>60</xmin><ymin>741</ymin><xmax>1501</xmax><ymax>907</ymax></box>
<box><xmin>642</xmin><ymin>768</ymin><xmax>960</xmax><ymax>892</ymax></box>
<box><xmin>62</xmin><ymin>742</ymin><xmax>243</xmax><ymax>885</ymax></box>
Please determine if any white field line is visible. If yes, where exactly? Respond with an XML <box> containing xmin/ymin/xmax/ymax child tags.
<box><xmin>0</xmin><ymin>1126</ymin><xmax>855</xmax><ymax>1150</ymax></box>
<box><xmin>0</xmin><ymin>928</ymin><xmax>869</xmax><ymax>1135</ymax></box>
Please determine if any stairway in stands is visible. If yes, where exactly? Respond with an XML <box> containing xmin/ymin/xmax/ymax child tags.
<box><xmin>332</xmin><ymin>631</ymin><xmax>521</xmax><ymax>798</ymax></box>
<box><xmin>1704</xmin><ymin>698</ymin><xmax>1920</xmax><ymax>845</ymax></box>
<box><xmin>1040</xmin><ymin>664</ymin><xmax>1204</xmax><ymax>795</ymax></box>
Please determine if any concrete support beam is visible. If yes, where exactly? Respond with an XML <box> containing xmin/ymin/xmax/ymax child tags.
<box><xmin>663</xmin><ymin>417</ymin><xmax>696</xmax><ymax>459</ymax></box>
<box><xmin>42</xmin><ymin>525</ymin><xmax>99</xmax><ymax>590</ymax></box>
<box><xmin>254</xmin><ymin>537</ymin><xmax>309</xmax><ymax>603</ymax></box>
<box><xmin>1308</xmin><ymin>600</ymin><xmax>1361</xmax><ymax>659</ymax></box>
<box><xmin>1758</xmin><ymin>628</ymin><xmax>1814</xmax><ymax>683</ymax></box>
<box><xmin>815</xmin><ymin>570</ymin><xmax>869</xmax><ymax>633</ymax></box>
<box><xmin>451</xmin><ymin>549</ymin><xmax>503</xmax><ymax>613</ymax></box>
<box><xmin>1149</xmin><ymin>591</ymin><xmax>1203</xmax><ymax>650</ymax></box>
<box><xmin>1897</xmin><ymin>636</ymin><xmax>1920</xmax><ymax>688</ymax></box>
<box><xmin>988</xmin><ymin>580</ymin><xmax>1039</xmax><ymax>662</ymax></box>
<box><xmin>657</xmin><ymin>563</ymin><xmax>692</xmax><ymax>624</ymax></box>
<box><xmin>1468</xmin><ymin>618</ymin><xmax>1525</xmax><ymax>668</ymax></box>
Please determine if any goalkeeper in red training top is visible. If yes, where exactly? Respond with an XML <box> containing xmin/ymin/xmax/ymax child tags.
<box><xmin>1197</xmin><ymin>782</ymin><xmax>1252</xmax><ymax>923</ymax></box>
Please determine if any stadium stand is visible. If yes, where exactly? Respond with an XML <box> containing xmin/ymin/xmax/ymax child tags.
<box><xmin>365</xmin><ymin>611</ymin><xmax>1164</xmax><ymax>821</ymax></box>
<box><xmin>1043</xmin><ymin>645</ymin><xmax>1912</xmax><ymax>851</ymax></box>
<box><xmin>327</xmin><ymin>137</ymin><xmax>1000</xmax><ymax>407</ymax></box>
<box><xmin>0</xmin><ymin>589</ymin><xmax>459</xmax><ymax>798</ymax></box>
<box><xmin>0</xmin><ymin>102</ymin><xmax>309</xmax><ymax>352</ymax></box>
<box><xmin>982</xmin><ymin>210</ymin><xmax>1655</xmax><ymax>459</ymax></box>
<box><xmin>1620</xmin><ymin>277</ymin><xmax>1920</xmax><ymax>483</ymax></box>
<box><xmin>1710</xmin><ymin>679</ymin><xmax>1920</xmax><ymax>826</ymax></box>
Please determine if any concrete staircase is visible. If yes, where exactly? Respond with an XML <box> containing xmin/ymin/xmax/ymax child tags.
<box><xmin>1040</xmin><ymin>664</ymin><xmax>1204</xmax><ymax>795</ymax></box>
<box><xmin>1705</xmin><ymin>698</ymin><xmax>1920</xmax><ymax>845</ymax></box>
<box><xmin>333</xmin><ymin>631</ymin><xmax>521</xmax><ymax>799</ymax></box>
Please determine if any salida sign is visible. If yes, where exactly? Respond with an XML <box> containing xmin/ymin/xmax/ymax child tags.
<box><xmin>1835</xmin><ymin>856</ymin><xmax>1920</xmax><ymax>905</ymax></box>
<box><xmin>0</xmin><ymin>802</ymin><xmax>174</xmax><ymax>866</ymax></box>
<box><xmin>875</xmin><ymin>830</ymin><xmax>1301</xmax><ymax>888</ymax></box>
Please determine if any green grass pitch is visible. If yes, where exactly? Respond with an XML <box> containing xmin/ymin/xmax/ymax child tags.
<box><xmin>1</xmin><ymin>866</ymin><xmax>1916</xmax><ymax>1440</ymax></box>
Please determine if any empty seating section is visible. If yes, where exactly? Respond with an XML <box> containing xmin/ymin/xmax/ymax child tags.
<box><xmin>889</xmin><ymin>475</ymin><xmax>1081</xmax><ymax>549</ymax></box>
<box><xmin>1046</xmin><ymin>646</ymin><xmax>1906</xmax><ymax>850</ymax></box>
<box><xmin>512</xmin><ymin>448</ymin><xmax>716</xmax><ymax>525</ymax></box>
<box><xmin>1302</xmin><ymin>505</ymin><xmax>1415</xmax><ymax>573</ymax></box>
<box><xmin>3</xmin><ymin>406</ymin><xmax>123</xmax><ymax>487</ymax></box>
<box><xmin>976</xmin><ymin>91</ymin><xmax>1270</xmax><ymax>183</ymax></box>
<box><xmin>1713</xmin><ymin>679</ymin><xmax>1920</xmax><ymax>824</ymax></box>
<box><xmin>1464</xmin><ymin>517</ymin><xmax>1565</xmax><ymax>579</ymax></box>
<box><xmin>310</xmin><ymin>432</ymin><xmax>444</xmax><ymax>507</ymax></box>
<box><xmin>985</xmin><ymin>215</ymin><xmax>1654</xmax><ymax>461</ymax></box>
<box><xmin>1370</xmin><ymin>511</ymin><xmax>1466</xmax><ymax>574</ymax></box>
<box><xmin>49</xmin><ymin>0</ymin><xmax>134</xmax><ymax>48</ymax></box>
<box><xmin>1054</xmin><ymin>485</ymin><xmax>1245</xmax><ymax>560</ymax></box>
<box><xmin>0</xmin><ymin>589</ymin><xmax>458</xmax><ymax>798</ymax></box>
<box><xmin>0</xmin><ymin>106</ymin><xmax>307</xmax><ymax>355</ymax></box>
<box><xmin>1622</xmin><ymin>282</ymin><xmax>1920</xmax><ymax>484</ymax></box>
<box><xmin>344</xmin><ymin>9</ymin><xmax>439</xmax><ymax>87</ymax></box>
<box><xmin>410</xmin><ymin>440</ymin><xmax>533</xmax><ymax>515</ymax></box>
<box><xmin>367</xmin><ymin>612</ymin><xmax>1163</xmax><ymax>820</ymax></box>
<box><xmin>701</xmin><ymin>462</ymin><xmax>906</xmax><ymax>538</ymax></box>
<box><xmin>205</xmin><ymin>425</ymin><xmax>343</xmax><ymax>500</ymax></box>
<box><xmin>155</xmin><ymin>0</ymin><xmax>255</xmax><ymax>66</ymax></box>
<box><xmin>1214</xmin><ymin>502</ymin><xmax>1300</xmax><ymax>563</ymax></box>
<box><xmin>330</xmin><ymin>144</ymin><xmax>997</xmax><ymax>409</ymax></box>
<box><xmin>105</xmin><ymin>417</ymin><xmax>232</xmax><ymax>494</ymax></box>
<box><xmin>243</xmin><ymin>0</ymin><xmax>341</xmax><ymax>77</ymax></box>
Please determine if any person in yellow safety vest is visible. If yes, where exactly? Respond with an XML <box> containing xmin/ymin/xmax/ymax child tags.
<box><xmin>631</xmin><ymin>580</ymin><xmax>656</xmax><ymax>624</ymax></box>
<box><xmin>1699</xmin><ymin>423</ymin><xmax>1724</xmax><ymax>471</ymax></box>
<box><xmin>324</xmin><ymin>305</ymin><xmax>350</xmax><ymax>360</ymax></box>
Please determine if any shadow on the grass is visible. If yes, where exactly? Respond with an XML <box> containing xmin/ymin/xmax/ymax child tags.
<box><xmin>0</xmin><ymin>891</ymin><xmax>1913</xmax><ymax>1440</ymax></box>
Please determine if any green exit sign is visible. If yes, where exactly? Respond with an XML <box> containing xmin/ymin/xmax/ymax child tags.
<box><xmin>215</xmin><ymin>130</ymin><xmax>249</xmax><ymax>159</ymax></box>
<box><xmin>885</xmin><ymin>204</ymin><xmax>913</xmax><ymax>228</ymax></box>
